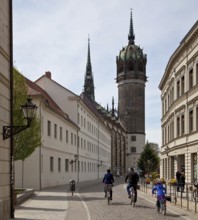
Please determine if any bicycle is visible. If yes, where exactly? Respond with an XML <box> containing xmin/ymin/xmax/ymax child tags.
<box><xmin>152</xmin><ymin>193</ymin><xmax>166</xmax><ymax>215</ymax></box>
<box><xmin>129</xmin><ymin>186</ymin><xmax>136</xmax><ymax>206</ymax></box>
<box><xmin>105</xmin><ymin>184</ymin><xmax>113</xmax><ymax>205</ymax></box>
<box><xmin>193</xmin><ymin>183</ymin><xmax>198</xmax><ymax>202</ymax></box>
<box><xmin>157</xmin><ymin>196</ymin><xmax>166</xmax><ymax>215</ymax></box>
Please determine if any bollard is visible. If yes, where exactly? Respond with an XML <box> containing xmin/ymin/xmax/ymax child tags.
<box><xmin>69</xmin><ymin>180</ymin><xmax>76</xmax><ymax>196</ymax></box>
<box><xmin>186</xmin><ymin>183</ymin><xmax>189</xmax><ymax>210</ymax></box>
<box><xmin>181</xmin><ymin>189</ymin><xmax>183</xmax><ymax>207</ymax></box>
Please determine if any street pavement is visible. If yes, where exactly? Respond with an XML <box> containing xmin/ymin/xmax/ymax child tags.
<box><xmin>11</xmin><ymin>177</ymin><xmax>198</xmax><ymax>220</ymax></box>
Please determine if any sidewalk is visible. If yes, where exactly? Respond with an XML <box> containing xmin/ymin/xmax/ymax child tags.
<box><xmin>11</xmin><ymin>179</ymin><xmax>101</xmax><ymax>220</ymax></box>
<box><xmin>11</xmin><ymin>184</ymin><xmax>68</xmax><ymax>220</ymax></box>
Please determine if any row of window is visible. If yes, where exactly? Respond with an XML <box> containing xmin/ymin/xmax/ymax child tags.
<box><xmin>50</xmin><ymin>156</ymin><xmax>100</xmax><ymax>173</ymax></box>
<box><xmin>47</xmin><ymin>120</ymin><xmax>77</xmax><ymax>144</ymax></box>
<box><xmin>162</xmin><ymin>62</ymin><xmax>198</xmax><ymax>116</ymax></box>
<box><xmin>47</xmin><ymin>120</ymin><xmax>111</xmax><ymax>158</ymax></box>
<box><xmin>47</xmin><ymin>120</ymin><xmax>99</xmax><ymax>153</ymax></box>
<box><xmin>162</xmin><ymin>107</ymin><xmax>198</xmax><ymax>145</ymax></box>
<box><xmin>78</xmin><ymin>111</ymin><xmax>98</xmax><ymax>136</ymax></box>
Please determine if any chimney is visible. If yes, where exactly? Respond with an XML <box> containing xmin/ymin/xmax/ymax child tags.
<box><xmin>45</xmin><ymin>71</ymin><xmax>51</xmax><ymax>79</ymax></box>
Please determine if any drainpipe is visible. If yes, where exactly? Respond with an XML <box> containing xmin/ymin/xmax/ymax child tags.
<box><xmin>76</xmin><ymin>101</ymin><xmax>79</xmax><ymax>183</ymax></box>
<box><xmin>77</xmin><ymin>130</ymin><xmax>79</xmax><ymax>183</ymax></box>
<box><xmin>97</xmin><ymin>123</ymin><xmax>100</xmax><ymax>179</ymax></box>
<box><xmin>39</xmin><ymin>99</ymin><xmax>42</xmax><ymax>190</ymax></box>
<box><xmin>9</xmin><ymin>0</ymin><xmax>14</xmax><ymax>218</ymax></box>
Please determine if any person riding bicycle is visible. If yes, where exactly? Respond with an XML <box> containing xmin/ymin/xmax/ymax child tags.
<box><xmin>103</xmin><ymin>169</ymin><xmax>114</xmax><ymax>200</ymax></box>
<box><xmin>125</xmin><ymin>167</ymin><xmax>139</xmax><ymax>202</ymax></box>
<box><xmin>152</xmin><ymin>179</ymin><xmax>166</xmax><ymax>210</ymax></box>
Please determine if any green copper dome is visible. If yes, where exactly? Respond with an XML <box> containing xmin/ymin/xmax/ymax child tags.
<box><xmin>116</xmin><ymin>10</ymin><xmax>147</xmax><ymax>81</ymax></box>
<box><xmin>119</xmin><ymin>44</ymin><xmax>144</xmax><ymax>61</ymax></box>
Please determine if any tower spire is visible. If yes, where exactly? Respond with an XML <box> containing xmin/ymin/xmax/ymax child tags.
<box><xmin>112</xmin><ymin>97</ymin><xmax>115</xmax><ymax>116</ymax></box>
<box><xmin>84</xmin><ymin>36</ymin><xmax>95</xmax><ymax>101</ymax></box>
<box><xmin>128</xmin><ymin>9</ymin><xmax>135</xmax><ymax>45</ymax></box>
<box><xmin>87</xmin><ymin>35</ymin><xmax>92</xmax><ymax>73</ymax></box>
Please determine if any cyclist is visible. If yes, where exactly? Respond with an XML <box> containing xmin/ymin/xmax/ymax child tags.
<box><xmin>125</xmin><ymin>167</ymin><xmax>139</xmax><ymax>202</ymax></box>
<box><xmin>103</xmin><ymin>169</ymin><xmax>114</xmax><ymax>200</ymax></box>
<box><xmin>152</xmin><ymin>179</ymin><xmax>166</xmax><ymax>210</ymax></box>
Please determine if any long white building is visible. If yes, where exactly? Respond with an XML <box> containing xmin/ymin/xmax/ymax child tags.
<box><xmin>15</xmin><ymin>72</ymin><xmax>111</xmax><ymax>189</ymax></box>
<box><xmin>159</xmin><ymin>20</ymin><xmax>198</xmax><ymax>183</ymax></box>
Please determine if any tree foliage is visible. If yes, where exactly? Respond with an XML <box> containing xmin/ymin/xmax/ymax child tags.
<box><xmin>137</xmin><ymin>141</ymin><xmax>160</xmax><ymax>174</ymax></box>
<box><xmin>13</xmin><ymin>68</ymin><xmax>41</xmax><ymax>161</ymax></box>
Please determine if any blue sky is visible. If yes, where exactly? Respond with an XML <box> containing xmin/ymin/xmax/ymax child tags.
<box><xmin>13</xmin><ymin>0</ymin><xmax>198</xmax><ymax>147</ymax></box>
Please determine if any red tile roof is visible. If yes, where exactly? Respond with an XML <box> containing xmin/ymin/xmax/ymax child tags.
<box><xmin>25</xmin><ymin>77</ymin><xmax>79</xmax><ymax>129</ymax></box>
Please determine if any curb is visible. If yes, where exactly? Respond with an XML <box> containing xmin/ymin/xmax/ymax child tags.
<box><xmin>16</xmin><ymin>189</ymin><xmax>35</xmax><ymax>205</ymax></box>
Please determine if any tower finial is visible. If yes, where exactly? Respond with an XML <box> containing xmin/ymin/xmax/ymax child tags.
<box><xmin>128</xmin><ymin>9</ymin><xmax>135</xmax><ymax>45</ymax></box>
<box><xmin>87</xmin><ymin>35</ymin><xmax>91</xmax><ymax>68</ymax></box>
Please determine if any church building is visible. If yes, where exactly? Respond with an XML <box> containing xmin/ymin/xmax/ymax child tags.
<box><xmin>83</xmin><ymin>11</ymin><xmax>147</xmax><ymax>173</ymax></box>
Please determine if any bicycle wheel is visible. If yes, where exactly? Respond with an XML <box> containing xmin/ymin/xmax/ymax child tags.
<box><xmin>130</xmin><ymin>189</ymin><xmax>135</xmax><ymax>206</ymax></box>
<box><xmin>157</xmin><ymin>205</ymin><xmax>160</xmax><ymax>213</ymax></box>
<box><xmin>161</xmin><ymin>201</ymin><xmax>166</xmax><ymax>215</ymax></box>
<box><xmin>107</xmin><ymin>191</ymin><xmax>110</xmax><ymax>205</ymax></box>
<box><xmin>108</xmin><ymin>197</ymin><xmax>110</xmax><ymax>205</ymax></box>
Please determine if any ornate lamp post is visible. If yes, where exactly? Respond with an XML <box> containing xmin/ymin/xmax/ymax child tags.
<box><xmin>3</xmin><ymin>97</ymin><xmax>37</xmax><ymax>139</ymax></box>
<box><xmin>70</xmin><ymin>154</ymin><xmax>78</xmax><ymax>164</ymax></box>
<box><xmin>2</xmin><ymin>97</ymin><xmax>37</xmax><ymax>218</ymax></box>
<box><xmin>97</xmin><ymin>160</ymin><xmax>103</xmax><ymax>167</ymax></box>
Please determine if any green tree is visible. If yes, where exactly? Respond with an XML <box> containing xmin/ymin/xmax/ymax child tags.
<box><xmin>13</xmin><ymin>68</ymin><xmax>41</xmax><ymax>161</ymax></box>
<box><xmin>137</xmin><ymin>141</ymin><xmax>160</xmax><ymax>175</ymax></box>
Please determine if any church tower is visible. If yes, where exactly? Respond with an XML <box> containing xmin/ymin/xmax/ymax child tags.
<box><xmin>84</xmin><ymin>37</ymin><xmax>95</xmax><ymax>101</ymax></box>
<box><xmin>116</xmin><ymin>11</ymin><xmax>147</xmax><ymax>170</ymax></box>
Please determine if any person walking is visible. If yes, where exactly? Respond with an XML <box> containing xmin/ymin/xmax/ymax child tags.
<box><xmin>176</xmin><ymin>170</ymin><xmax>181</xmax><ymax>192</ymax></box>
<box><xmin>125</xmin><ymin>167</ymin><xmax>139</xmax><ymax>202</ymax></box>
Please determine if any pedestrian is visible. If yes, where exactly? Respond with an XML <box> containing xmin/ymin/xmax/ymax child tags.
<box><xmin>180</xmin><ymin>172</ymin><xmax>185</xmax><ymax>192</ymax></box>
<box><xmin>176</xmin><ymin>170</ymin><xmax>181</xmax><ymax>192</ymax></box>
<box><xmin>125</xmin><ymin>167</ymin><xmax>139</xmax><ymax>202</ymax></box>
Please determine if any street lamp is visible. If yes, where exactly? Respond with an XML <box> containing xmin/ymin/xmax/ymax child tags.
<box><xmin>3</xmin><ymin>98</ymin><xmax>37</xmax><ymax>140</ymax></box>
<box><xmin>165</xmin><ymin>146</ymin><xmax>170</xmax><ymax>156</ymax></box>
<box><xmin>97</xmin><ymin>160</ymin><xmax>103</xmax><ymax>167</ymax></box>
<box><xmin>70</xmin><ymin>154</ymin><xmax>78</xmax><ymax>164</ymax></box>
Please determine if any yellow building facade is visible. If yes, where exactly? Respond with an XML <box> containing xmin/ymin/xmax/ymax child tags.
<box><xmin>159</xmin><ymin>21</ymin><xmax>198</xmax><ymax>184</ymax></box>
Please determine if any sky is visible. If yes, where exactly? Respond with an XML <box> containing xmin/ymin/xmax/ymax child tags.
<box><xmin>13</xmin><ymin>0</ymin><xmax>198</xmax><ymax>147</ymax></box>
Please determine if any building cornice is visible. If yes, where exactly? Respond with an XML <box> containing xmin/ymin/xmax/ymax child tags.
<box><xmin>159</xmin><ymin>20</ymin><xmax>198</xmax><ymax>90</ymax></box>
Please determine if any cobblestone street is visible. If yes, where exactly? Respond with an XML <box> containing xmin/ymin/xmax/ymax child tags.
<box><xmin>13</xmin><ymin>177</ymin><xmax>198</xmax><ymax>220</ymax></box>
<box><xmin>67</xmin><ymin>177</ymin><xmax>196</xmax><ymax>220</ymax></box>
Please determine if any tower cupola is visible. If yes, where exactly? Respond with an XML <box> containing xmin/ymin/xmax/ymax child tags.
<box><xmin>116</xmin><ymin>10</ymin><xmax>147</xmax><ymax>83</ymax></box>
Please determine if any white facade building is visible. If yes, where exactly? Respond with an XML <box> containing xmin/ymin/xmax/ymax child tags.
<box><xmin>159</xmin><ymin>20</ymin><xmax>198</xmax><ymax>183</ymax></box>
<box><xmin>15</xmin><ymin>72</ymin><xmax>111</xmax><ymax>189</ymax></box>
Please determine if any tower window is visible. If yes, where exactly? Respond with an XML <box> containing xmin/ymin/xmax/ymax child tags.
<box><xmin>131</xmin><ymin>136</ymin><xmax>136</xmax><ymax>141</ymax></box>
<box><xmin>131</xmin><ymin>147</ymin><xmax>136</xmax><ymax>153</ymax></box>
